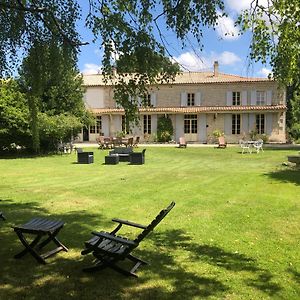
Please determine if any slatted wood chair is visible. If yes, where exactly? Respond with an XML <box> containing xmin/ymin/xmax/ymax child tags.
<box><xmin>178</xmin><ymin>137</ymin><xmax>187</xmax><ymax>148</ymax></box>
<box><xmin>215</xmin><ymin>136</ymin><xmax>227</xmax><ymax>149</ymax></box>
<box><xmin>81</xmin><ymin>201</ymin><xmax>175</xmax><ymax>277</ymax></box>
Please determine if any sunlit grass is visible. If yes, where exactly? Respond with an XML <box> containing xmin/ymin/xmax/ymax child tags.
<box><xmin>0</xmin><ymin>146</ymin><xmax>299</xmax><ymax>299</ymax></box>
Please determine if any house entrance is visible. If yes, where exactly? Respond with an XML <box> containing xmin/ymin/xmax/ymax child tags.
<box><xmin>184</xmin><ymin>114</ymin><xmax>198</xmax><ymax>142</ymax></box>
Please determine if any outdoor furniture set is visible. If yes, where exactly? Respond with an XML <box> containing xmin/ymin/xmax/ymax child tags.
<box><xmin>97</xmin><ymin>136</ymin><xmax>139</xmax><ymax>149</ymax></box>
<box><xmin>7</xmin><ymin>202</ymin><xmax>175</xmax><ymax>278</ymax></box>
<box><xmin>239</xmin><ymin>139</ymin><xmax>264</xmax><ymax>154</ymax></box>
<box><xmin>106</xmin><ymin>147</ymin><xmax>146</xmax><ymax>165</ymax></box>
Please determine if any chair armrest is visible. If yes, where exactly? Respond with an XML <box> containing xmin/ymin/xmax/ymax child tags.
<box><xmin>112</xmin><ymin>218</ymin><xmax>147</xmax><ymax>229</ymax></box>
<box><xmin>92</xmin><ymin>231</ymin><xmax>137</xmax><ymax>246</ymax></box>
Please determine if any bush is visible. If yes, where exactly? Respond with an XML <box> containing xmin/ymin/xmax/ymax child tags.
<box><xmin>157</xmin><ymin>116</ymin><xmax>173</xmax><ymax>142</ymax></box>
<box><xmin>38</xmin><ymin>113</ymin><xmax>83</xmax><ymax>151</ymax></box>
<box><xmin>290</xmin><ymin>123</ymin><xmax>300</xmax><ymax>142</ymax></box>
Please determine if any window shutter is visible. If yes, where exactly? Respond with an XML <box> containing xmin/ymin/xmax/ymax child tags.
<box><xmin>195</xmin><ymin>92</ymin><xmax>201</xmax><ymax>106</ymax></box>
<box><xmin>226</xmin><ymin>91</ymin><xmax>232</xmax><ymax>106</ymax></box>
<box><xmin>224</xmin><ymin>114</ymin><xmax>232</xmax><ymax>135</ymax></box>
<box><xmin>241</xmin><ymin>114</ymin><xmax>249</xmax><ymax>133</ymax></box>
<box><xmin>251</xmin><ymin>90</ymin><xmax>257</xmax><ymax>105</ymax></box>
<box><xmin>266</xmin><ymin>113</ymin><xmax>273</xmax><ymax>135</ymax></box>
<box><xmin>180</xmin><ymin>92</ymin><xmax>187</xmax><ymax>106</ymax></box>
<box><xmin>242</xmin><ymin>91</ymin><xmax>247</xmax><ymax>106</ymax></box>
<box><xmin>249</xmin><ymin>113</ymin><xmax>255</xmax><ymax>130</ymax></box>
<box><xmin>150</xmin><ymin>93</ymin><xmax>157</xmax><ymax>107</ymax></box>
<box><xmin>266</xmin><ymin>90</ymin><xmax>272</xmax><ymax>105</ymax></box>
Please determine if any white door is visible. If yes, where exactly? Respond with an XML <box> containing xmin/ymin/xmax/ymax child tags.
<box><xmin>184</xmin><ymin>114</ymin><xmax>198</xmax><ymax>142</ymax></box>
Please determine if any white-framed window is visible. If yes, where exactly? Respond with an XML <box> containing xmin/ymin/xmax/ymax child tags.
<box><xmin>184</xmin><ymin>114</ymin><xmax>197</xmax><ymax>133</ymax></box>
<box><xmin>122</xmin><ymin>115</ymin><xmax>130</xmax><ymax>134</ymax></box>
<box><xmin>232</xmin><ymin>92</ymin><xmax>241</xmax><ymax>106</ymax></box>
<box><xmin>143</xmin><ymin>115</ymin><xmax>151</xmax><ymax>134</ymax></box>
<box><xmin>187</xmin><ymin>93</ymin><xmax>195</xmax><ymax>106</ymax></box>
<box><xmin>256</xmin><ymin>91</ymin><xmax>266</xmax><ymax>105</ymax></box>
<box><xmin>256</xmin><ymin>114</ymin><xmax>265</xmax><ymax>134</ymax></box>
<box><xmin>232</xmin><ymin>114</ymin><xmax>241</xmax><ymax>134</ymax></box>
<box><xmin>89</xmin><ymin>116</ymin><xmax>102</xmax><ymax>134</ymax></box>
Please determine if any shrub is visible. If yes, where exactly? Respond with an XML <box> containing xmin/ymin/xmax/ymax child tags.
<box><xmin>157</xmin><ymin>116</ymin><xmax>173</xmax><ymax>142</ymax></box>
<box><xmin>38</xmin><ymin>113</ymin><xmax>83</xmax><ymax>151</ymax></box>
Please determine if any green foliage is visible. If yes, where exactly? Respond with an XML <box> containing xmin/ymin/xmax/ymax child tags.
<box><xmin>157</xmin><ymin>115</ymin><xmax>173</xmax><ymax>142</ymax></box>
<box><xmin>212</xmin><ymin>129</ymin><xmax>224</xmax><ymax>138</ymax></box>
<box><xmin>238</xmin><ymin>1</ymin><xmax>300</xmax><ymax>87</ymax></box>
<box><xmin>85</xmin><ymin>0</ymin><xmax>225</xmax><ymax>124</ymax></box>
<box><xmin>38</xmin><ymin>113</ymin><xmax>83</xmax><ymax>151</ymax></box>
<box><xmin>0</xmin><ymin>0</ymin><xmax>81</xmax><ymax>76</ymax></box>
<box><xmin>0</xmin><ymin>80</ymin><xmax>31</xmax><ymax>151</ymax></box>
<box><xmin>17</xmin><ymin>40</ymin><xmax>88</xmax><ymax>152</ymax></box>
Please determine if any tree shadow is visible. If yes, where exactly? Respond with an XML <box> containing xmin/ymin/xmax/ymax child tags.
<box><xmin>150</xmin><ymin>229</ymin><xmax>282</xmax><ymax>297</ymax></box>
<box><xmin>264</xmin><ymin>169</ymin><xmax>300</xmax><ymax>185</ymax></box>
<box><xmin>287</xmin><ymin>267</ymin><xmax>300</xmax><ymax>284</ymax></box>
<box><xmin>0</xmin><ymin>200</ymin><xmax>227</xmax><ymax>299</ymax></box>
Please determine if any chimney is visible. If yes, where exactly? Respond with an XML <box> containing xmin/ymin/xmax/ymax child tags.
<box><xmin>213</xmin><ymin>61</ymin><xmax>219</xmax><ymax>76</ymax></box>
<box><xmin>112</xmin><ymin>67</ymin><xmax>117</xmax><ymax>77</ymax></box>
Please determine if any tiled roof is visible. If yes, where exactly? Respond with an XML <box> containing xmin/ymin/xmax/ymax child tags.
<box><xmin>82</xmin><ymin>72</ymin><xmax>272</xmax><ymax>87</ymax></box>
<box><xmin>90</xmin><ymin>105</ymin><xmax>286</xmax><ymax>114</ymax></box>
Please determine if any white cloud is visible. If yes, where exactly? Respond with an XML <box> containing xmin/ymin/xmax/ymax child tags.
<box><xmin>82</xmin><ymin>63</ymin><xmax>101</xmax><ymax>75</ymax></box>
<box><xmin>173</xmin><ymin>51</ymin><xmax>241</xmax><ymax>71</ymax></box>
<box><xmin>226</xmin><ymin>0</ymin><xmax>269</xmax><ymax>13</ymax></box>
<box><xmin>216</xmin><ymin>14</ymin><xmax>240</xmax><ymax>40</ymax></box>
<box><xmin>257</xmin><ymin>67</ymin><xmax>272</xmax><ymax>77</ymax></box>
<box><xmin>218</xmin><ymin>51</ymin><xmax>241</xmax><ymax>65</ymax></box>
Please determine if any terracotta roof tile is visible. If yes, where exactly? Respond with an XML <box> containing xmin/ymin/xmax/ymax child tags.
<box><xmin>91</xmin><ymin>105</ymin><xmax>286</xmax><ymax>114</ymax></box>
<box><xmin>82</xmin><ymin>72</ymin><xmax>272</xmax><ymax>87</ymax></box>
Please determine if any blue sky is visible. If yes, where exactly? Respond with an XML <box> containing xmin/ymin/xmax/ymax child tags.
<box><xmin>77</xmin><ymin>0</ymin><xmax>271</xmax><ymax>78</ymax></box>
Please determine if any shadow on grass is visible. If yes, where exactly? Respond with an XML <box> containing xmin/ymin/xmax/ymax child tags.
<box><xmin>287</xmin><ymin>267</ymin><xmax>300</xmax><ymax>284</ymax></box>
<box><xmin>0</xmin><ymin>200</ymin><xmax>227</xmax><ymax>299</ymax></box>
<box><xmin>150</xmin><ymin>229</ymin><xmax>282</xmax><ymax>297</ymax></box>
<box><xmin>264</xmin><ymin>169</ymin><xmax>300</xmax><ymax>185</ymax></box>
<box><xmin>1</xmin><ymin>200</ymin><xmax>284</xmax><ymax>299</ymax></box>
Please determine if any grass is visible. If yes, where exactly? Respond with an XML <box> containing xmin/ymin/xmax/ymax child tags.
<box><xmin>0</xmin><ymin>146</ymin><xmax>300</xmax><ymax>299</ymax></box>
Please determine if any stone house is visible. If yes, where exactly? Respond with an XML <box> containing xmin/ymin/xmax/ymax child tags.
<box><xmin>79</xmin><ymin>62</ymin><xmax>286</xmax><ymax>143</ymax></box>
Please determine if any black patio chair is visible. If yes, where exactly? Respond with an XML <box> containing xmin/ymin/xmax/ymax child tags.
<box><xmin>81</xmin><ymin>201</ymin><xmax>175</xmax><ymax>277</ymax></box>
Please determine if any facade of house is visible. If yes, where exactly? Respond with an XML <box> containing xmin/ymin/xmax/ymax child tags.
<box><xmin>79</xmin><ymin>62</ymin><xmax>286</xmax><ymax>143</ymax></box>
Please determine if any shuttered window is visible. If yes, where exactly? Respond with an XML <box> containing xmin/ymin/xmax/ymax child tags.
<box><xmin>256</xmin><ymin>114</ymin><xmax>265</xmax><ymax>134</ymax></box>
<box><xmin>232</xmin><ymin>114</ymin><xmax>241</xmax><ymax>134</ymax></box>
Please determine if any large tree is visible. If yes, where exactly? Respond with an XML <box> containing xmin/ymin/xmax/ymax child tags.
<box><xmin>18</xmin><ymin>39</ymin><xmax>92</xmax><ymax>152</ymax></box>
<box><xmin>238</xmin><ymin>1</ymin><xmax>300</xmax><ymax>138</ymax></box>
<box><xmin>238</xmin><ymin>0</ymin><xmax>300</xmax><ymax>88</ymax></box>
<box><xmin>1</xmin><ymin>0</ymin><xmax>225</xmax><ymax>124</ymax></box>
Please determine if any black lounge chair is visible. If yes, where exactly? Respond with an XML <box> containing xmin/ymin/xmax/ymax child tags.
<box><xmin>81</xmin><ymin>201</ymin><xmax>175</xmax><ymax>277</ymax></box>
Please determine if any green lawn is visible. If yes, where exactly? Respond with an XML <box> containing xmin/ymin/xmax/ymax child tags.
<box><xmin>0</xmin><ymin>146</ymin><xmax>299</xmax><ymax>299</ymax></box>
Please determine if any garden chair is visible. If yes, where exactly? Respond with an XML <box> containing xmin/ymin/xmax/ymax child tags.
<box><xmin>133</xmin><ymin>136</ymin><xmax>140</xmax><ymax>147</ymax></box>
<box><xmin>239</xmin><ymin>140</ymin><xmax>252</xmax><ymax>154</ymax></box>
<box><xmin>96</xmin><ymin>136</ymin><xmax>106</xmax><ymax>149</ymax></box>
<box><xmin>178</xmin><ymin>137</ymin><xmax>187</xmax><ymax>148</ymax></box>
<box><xmin>253</xmin><ymin>139</ymin><xmax>264</xmax><ymax>153</ymax></box>
<box><xmin>215</xmin><ymin>136</ymin><xmax>227</xmax><ymax>148</ymax></box>
<box><xmin>81</xmin><ymin>201</ymin><xmax>175</xmax><ymax>277</ymax></box>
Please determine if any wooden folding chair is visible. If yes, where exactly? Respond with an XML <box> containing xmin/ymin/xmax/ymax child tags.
<box><xmin>81</xmin><ymin>202</ymin><xmax>175</xmax><ymax>277</ymax></box>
